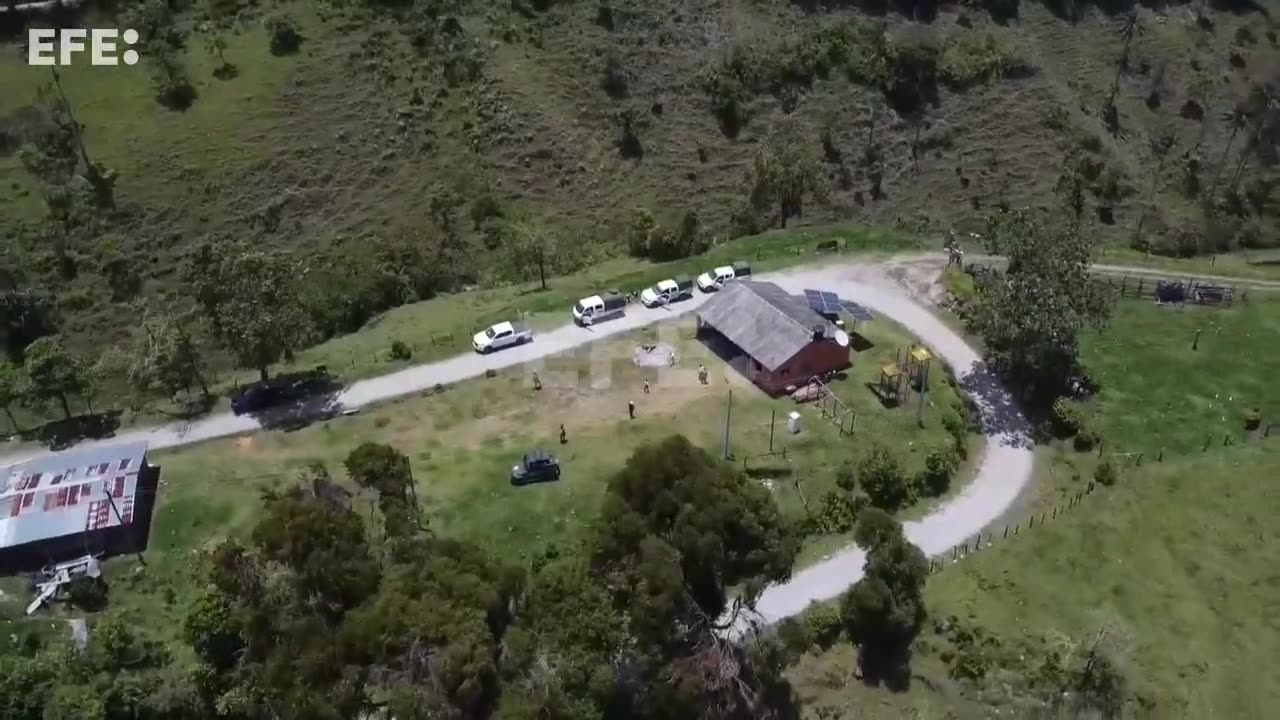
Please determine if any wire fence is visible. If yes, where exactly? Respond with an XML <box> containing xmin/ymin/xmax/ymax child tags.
<box><xmin>927</xmin><ymin>421</ymin><xmax>1277</xmax><ymax>574</ymax></box>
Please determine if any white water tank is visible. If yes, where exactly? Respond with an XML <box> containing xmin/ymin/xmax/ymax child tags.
<box><xmin>787</xmin><ymin>412</ymin><xmax>802</xmax><ymax>434</ymax></box>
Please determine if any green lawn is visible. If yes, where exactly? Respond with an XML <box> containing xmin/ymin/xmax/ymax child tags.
<box><xmin>0</xmin><ymin>307</ymin><xmax>971</xmax><ymax>651</ymax></box>
<box><xmin>787</xmin><ymin>295</ymin><xmax>1280</xmax><ymax>717</ymax></box>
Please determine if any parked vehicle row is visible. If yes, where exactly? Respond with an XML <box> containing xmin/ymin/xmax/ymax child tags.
<box><xmin>471</xmin><ymin>261</ymin><xmax>752</xmax><ymax>353</ymax></box>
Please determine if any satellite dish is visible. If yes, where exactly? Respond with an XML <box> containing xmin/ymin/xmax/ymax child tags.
<box><xmin>834</xmin><ymin>329</ymin><xmax>850</xmax><ymax>347</ymax></box>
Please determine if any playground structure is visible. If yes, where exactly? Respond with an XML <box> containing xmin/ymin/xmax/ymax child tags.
<box><xmin>877</xmin><ymin>345</ymin><xmax>933</xmax><ymax>406</ymax></box>
<box><xmin>794</xmin><ymin>375</ymin><xmax>857</xmax><ymax>437</ymax></box>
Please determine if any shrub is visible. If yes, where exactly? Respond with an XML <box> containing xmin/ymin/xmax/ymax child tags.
<box><xmin>835</xmin><ymin>463</ymin><xmax>856</xmax><ymax>492</ymax></box>
<box><xmin>266</xmin><ymin>14</ymin><xmax>302</xmax><ymax>56</ymax></box>
<box><xmin>1244</xmin><ymin>408</ymin><xmax>1262</xmax><ymax>430</ymax></box>
<box><xmin>920</xmin><ymin>445</ymin><xmax>959</xmax><ymax>497</ymax></box>
<box><xmin>602</xmin><ymin>53</ymin><xmax>628</xmax><ymax>97</ymax></box>
<box><xmin>1094</xmin><ymin>460</ymin><xmax>1117</xmax><ymax>487</ymax></box>
<box><xmin>806</xmin><ymin>490</ymin><xmax>863</xmax><ymax>535</ymax></box>
<box><xmin>1051</xmin><ymin>397</ymin><xmax>1083</xmax><ymax>437</ymax></box>
<box><xmin>859</xmin><ymin>444</ymin><xmax>911</xmax><ymax>510</ymax></box>
<box><xmin>775</xmin><ymin>617</ymin><xmax>815</xmax><ymax>658</ymax></box>
<box><xmin>389</xmin><ymin>340</ymin><xmax>412</xmax><ymax>361</ymax></box>
<box><xmin>65</xmin><ymin>576</ymin><xmax>108</xmax><ymax>611</ymax></box>
<box><xmin>938</xmin><ymin>32</ymin><xmax>1014</xmax><ymax>89</ymax></box>
<box><xmin>804</xmin><ymin>603</ymin><xmax>845</xmax><ymax>648</ymax></box>
<box><xmin>941</xmin><ymin>410</ymin><xmax>968</xmax><ymax>459</ymax></box>
<box><xmin>1073</xmin><ymin>429</ymin><xmax>1099</xmax><ymax>452</ymax></box>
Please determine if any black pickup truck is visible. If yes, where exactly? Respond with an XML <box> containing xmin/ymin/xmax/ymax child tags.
<box><xmin>510</xmin><ymin>450</ymin><xmax>561</xmax><ymax>486</ymax></box>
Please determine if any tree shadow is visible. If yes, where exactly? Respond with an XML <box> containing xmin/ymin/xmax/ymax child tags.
<box><xmin>24</xmin><ymin>412</ymin><xmax>123</xmax><ymax>451</ymax></box>
<box><xmin>235</xmin><ymin>369</ymin><xmax>345</xmax><ymax>432</ymax></box>
<box><xmin>956</xmin><ymin>360</ymin><xmax>1035</xmax><ymax>450</ymax></box>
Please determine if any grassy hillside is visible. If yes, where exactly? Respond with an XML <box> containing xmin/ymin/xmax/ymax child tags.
<box><xmin>787</xmin><ymin>294</ymin><xmax>1280</xmax><ymax>717</ymax></box>
<box><xmin>1</xmin><ymin>0</ymin><xmax>1277</xmax><ymax>391</ymax></box>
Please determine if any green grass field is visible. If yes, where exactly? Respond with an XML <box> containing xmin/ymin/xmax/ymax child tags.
<box><xmin>0</xmin><ymin>308</ymin><xmax>972</xmax><ymax>650</ymax></box>
<box><xmin>788</xmin><ymin>294</ymin><xmax>1280</xmax><ymax>717</ymax></box>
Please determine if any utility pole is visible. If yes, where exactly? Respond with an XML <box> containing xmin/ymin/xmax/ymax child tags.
<box><xmin>916</xmin><ymin>360</ymin><xmax>930</xmax><ymax>428</ymax></box>
<box><xmin>103</xmin><ymin>485</ymin><xmax>145</xmax><ymax>566</ymax></box>
<box><xmin>722</xmin><ymin>390</ymin><xmax>733</xmax><ymax>460</ymax></box>
<box><xmin>768</xmin><ymin>408</ymin><xmax>775</xmax><ymax>453</ymax></box>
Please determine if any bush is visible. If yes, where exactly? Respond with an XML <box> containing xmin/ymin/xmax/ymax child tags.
<box><xmin>1072</xmin><ymin>429</ymin><xmax>1099</xmax><ymax>452</ymax></box>
<box><xmin>804</xmin><ymin>603</ymin><xmax>845</xmax><ymax>649</ymax></box>
<box><xmin>775</xmin><ymin>617</ymin><xmax>815</xmax><ymax>658</ymax></box>
<box><xmin>859</xmin><ymin>444</ymin><xmax>911</xmax><ymax>510</ymax></box>
<box><xmin>1094</xmin><ymin>460</ymin><xmax>1117</xmax><ymax>487</ymax></box>
<box><xmin>266</xmin><ymin>14</ymin><xmax>303</xmax><ymax>56</ymax></box>
<box><xmin>835</xmin><ymin>463</ymin><xmax>856</xmax><ymax>492</ymax></box>
<box><xmin>602</xmin><ymin>53</ymin><xmax>628</xmax><ymax>98</ymax></box>
<box><xmin>941</xmin><ymin>410</ymin><xmax>968</xmax><ymax>460</ymax></box>
<box><xmin>389</xmin><ymin>340</ymin><xmax>412</xmax><ymax>361</ymax></box>
<box><xmin>806</xmin><ymin>490</ymin><xmax>863</xmax><ymax>535</ymax></box>
<box><xmin>1244</xmin><ymin>408</ymin><xmax>1262</xmax><ymax>430</ymax></box>
<box><xmin>938</xmin><ymin>33</ymin><xmax>1014</xmax><ymax>89</ymax></box>
<box><xmin>1051</xmin><ymin>397</ymin><xmax>1083</xmax><ymax>437</ymax></box>
<box><xmin>920</xmin><ymin>445</ymin><xmax>959</xmax><ymax>497</ymax></box>
<box><xmin>65</xmin><ymin>576</ymin><xmax>108</xmax><ymax>611</ymax></box>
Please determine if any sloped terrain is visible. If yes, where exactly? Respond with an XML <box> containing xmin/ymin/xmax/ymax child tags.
<box><xmin>0</xmin><ymin>0</ymin><xmax>1276</xmax><ymax>388</ymax></box>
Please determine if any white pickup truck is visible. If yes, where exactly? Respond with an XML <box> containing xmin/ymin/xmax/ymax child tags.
<box><xmin>472</xmin><ymin>321</ymin><xmax>532</xmax><ymax>353</ymax></box>
<box><xmin>696</xmin><ymin>260</ymin><xmax>751</xmax><ymax>292</ymax></box>
<box><xmin>640</xmin><ymin>275</ymin><xmax>694</xmax><ymax>307</ymax></box>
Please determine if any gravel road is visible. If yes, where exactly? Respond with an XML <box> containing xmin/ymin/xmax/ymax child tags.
<box><xmin>2</xmin><ymin>256</ymin><xmax>1041</xmax><ymax>628</ymax></box>
<box><xmin>729</xmin><ymin>263</ymin><xmax>1034</xmax><ymax>629</ymax></box>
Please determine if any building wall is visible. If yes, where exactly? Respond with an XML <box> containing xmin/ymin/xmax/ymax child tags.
<box><xmin>755</xmin><ymin>340</ymin><xmax>851</xmax><ymax>394</ymax></box>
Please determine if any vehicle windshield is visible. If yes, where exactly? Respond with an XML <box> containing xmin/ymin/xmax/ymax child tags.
<box><xmin>485</xmin><ymin>327</ymin><xmax>497</xmax><ymax>339</ymax></box>
<box><xmin>573</xmin><ymin>302</ymin><xmax>584</xmax><ymax>313</ymax></box>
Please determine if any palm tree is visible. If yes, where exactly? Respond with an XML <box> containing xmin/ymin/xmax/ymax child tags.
<box><xmin>1208</xmin><ymin>104</ymin><xmax>1251</xmax><ymax>198</ymax></box>
<box><xmin>1107</xmin><ymin>12</ymin><xmax>1143</xmax><ymax>109</ymax></box>
<box><xmin>1134</xmin><ymin>131</ymin><xmax>1178</xmax><ymax>244</ymax></box>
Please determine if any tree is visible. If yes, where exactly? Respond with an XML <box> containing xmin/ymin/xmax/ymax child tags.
<box><xmin>185</xmin><ymin>239</ymin><xmax>312</xmax><ymax>381</ymax></box>
<box><xmin>125</xmin><ymin>0</ymin><xmax>195</xmax><ymax>109</ymax></box>
<box><xmin>0</xmin><ymin>360</ymin><xmax>23</xmax><ymax>431</ymax></box>
<box><xmin>345</xmin><ymin>443</ymin><xmax>420</xmax><ymax>538</ymax></box>
<box><xmin>1209</xmin><ymin>103</ymin><xmax>1251</xmax><ymax>198</ymax></box>
<box><xmin>747</xmin><ymin>123</ymin><xmax>829</xmax><ymax>228</ymax></box>
<box><xmin>919</xmin><ymin>445</ymin><xmax>958</xmax><ymax>496</ymax></box>
<box><xmin>839</xmin><ymin>513</ymin><xmax>927</xmax><ymax>686</ymax></box>
<box><xmin>0</xmin><ymin>288</ymin><xmax>59</xmax><ymax>362</ymax></box>
<box><xmin>204</xmin><ymin>32</ymin><xmax>237</xmax><ymax>79</ymax></box>
<box><xmin>1133</xmin><ymin>131</ymin><xmax>1177</xmax><ymax>247</ymax></box>
<box><xmin>22</xmin><ymin>335</ymin><xmax>87</xmax><ymax>419</ymax></box>
<box><xmin>968</xmin><ymin>208</ymin><xmax>1113</xmax><ymax>407</ymax></box>
<box><xmin>128</xmin><ymin>305</ymin><xmax>211</xmax><ymax>402</ymax></box>
<box><xmin>594</xmin><ymin>435</ymin><xmax>797</xmax><ymax>636</ymax></box>
<box><xmin>858</xmin><ymin>443</ymin><xmax>911</xmax><ymax>511</ymax></box>
<box><xmin>1106</xmin><ymin>12</ymin><xmax>1143</xmax><ymax>111</ymax></box>
<box><xmin>501</xmin><ymin>220</ymin><xmax>558</xmax><ymax>291</ymax></box>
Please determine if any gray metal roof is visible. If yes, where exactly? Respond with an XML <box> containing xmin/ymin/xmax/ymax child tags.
<box><xmin>697</xmin><ymin>281</ymin><xmax>835</xmax><ymax>372</ymax></box>
<box><xmin>0</xmin><ymin>441</ymin><xmax>150</xmax><ymax>550</ymax></box>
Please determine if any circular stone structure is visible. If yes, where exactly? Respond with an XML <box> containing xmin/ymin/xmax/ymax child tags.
<box><xmin>633</xmin><ymin>342</ymin><xmax>677</xmax><ymax>368</ymax></box>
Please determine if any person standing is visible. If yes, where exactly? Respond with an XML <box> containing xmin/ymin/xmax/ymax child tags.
<box><xmin>643</xmin><ymin>379</ymin><xmax>651</xmax><ymax>394</ymax></box>
<box><xmin>628</xmin><ymin>401</ymin><xmax>635</xmax><ymax>419</ymax></box>
<box><xmin>559</xmin><ymin>424</ymin><xmax>567</xmax><ymax>444</ymax></box>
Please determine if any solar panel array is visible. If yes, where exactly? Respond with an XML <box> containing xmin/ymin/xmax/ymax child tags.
<box><xmin>802</xmin><ymin>289</ymin><xmax>875</xmax><ymax>322</ymax></box>
<box><xmin>802</xmin><ymin>289</ymin><xmax>843</xmax><ymax>315</ymax></box>
<box><xmin>841</xmin><ymin>301</ymin><xmax>874</xmax><ymax>322</ymax></box>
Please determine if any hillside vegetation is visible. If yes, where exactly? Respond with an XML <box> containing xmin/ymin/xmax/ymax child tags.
<box><xmin>0</xmin><ymin>0</ymin><xmax>1277</xmax><ymax>423</ymax></box>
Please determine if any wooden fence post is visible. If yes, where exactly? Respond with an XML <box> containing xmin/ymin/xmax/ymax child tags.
<box><xmin>1003</xmin><ymin>526</ymin><xmax>1008</xmax><ymax>539</ymax></box>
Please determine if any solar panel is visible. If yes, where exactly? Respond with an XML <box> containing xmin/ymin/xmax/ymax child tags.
<box><xmin>842</xmin><ymin>301</ymin><xmax>874</xmax><ymax>322</ymax></box>
<box><xmin>804</xmin><ymin>289</ymin><xmax>848</xmax><ymax>316</ymax></box>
